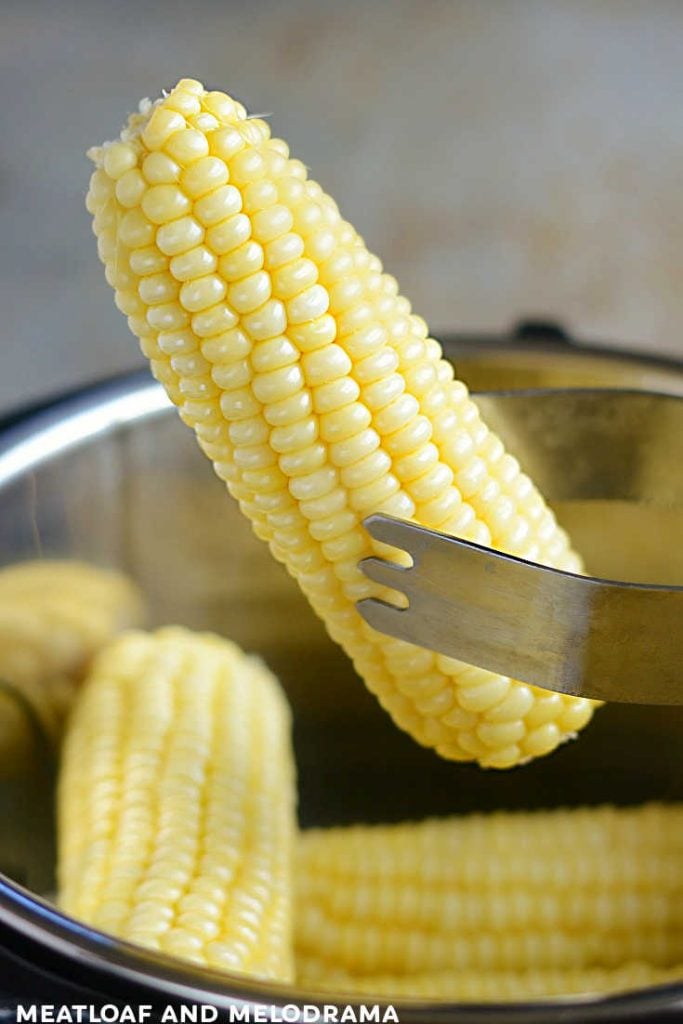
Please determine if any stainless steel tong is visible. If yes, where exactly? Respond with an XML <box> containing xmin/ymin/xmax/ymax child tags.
<box><xmin>357</xmin><ymin>389</ymin><xmax>683</xmax><ymax>705</ymax></box>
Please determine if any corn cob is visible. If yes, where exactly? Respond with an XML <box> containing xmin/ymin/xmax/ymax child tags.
<box><xmin>57</xmin><ymin>626</ymin><xmax>296</xmax><ymax>982</ymax></box>
<box><xmin>295</xmin><ymin>806</ymin><xmax>683</xmax><ymax>978</ymax></box>
<box><xmin>86</xmin><ymin>77</ymin><xmax>597</xmax><ymax>768</ymax></box>
<box><xmin>0</xmin><ymin>560</ymin><xmax>143</xmax><ymax>746</ymax></box>
<box><xmin>297</xmin><ymin>961</ymin><xmax>683</xmax><ymax>1001</ymax></box>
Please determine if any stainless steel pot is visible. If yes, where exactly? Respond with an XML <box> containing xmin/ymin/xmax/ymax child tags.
<box><xmin>1</xmin><ymin>326</ymin><xmax>682</xmax><ymax>1021</ymax></box>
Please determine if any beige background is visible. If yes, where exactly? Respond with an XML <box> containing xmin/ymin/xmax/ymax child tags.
<box><xmin>2</xmin><ymin>0</ymin><xmax>683</xmax><ymax>414</ymax></box>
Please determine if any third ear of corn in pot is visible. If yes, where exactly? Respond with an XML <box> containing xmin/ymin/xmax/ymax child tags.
<box><xmin>0</xmin><ymin>560</ymin><xmax>143</xmax><ymax>765</ymax></box>
<box><xmin>86</xmin><ymin>78</ymin><xmax>597</xmax><ymax>768</ymax></box>
<box><xmin>297</xmin><ymin>962</ymin><xmax>683</xmax><ymax>1002</ymax></box>
<box><xmin>295</xmin><ymin>807</ymin><xmax>683</xmax><ymax>991</ymax></box>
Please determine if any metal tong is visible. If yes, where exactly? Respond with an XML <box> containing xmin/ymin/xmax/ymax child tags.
<box><xmin>356</xmin><ymin>388</ymin><xmax>683</xmax><ymax>705</ymax></box>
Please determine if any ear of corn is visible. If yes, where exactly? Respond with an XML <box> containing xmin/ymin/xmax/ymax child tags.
<box><xmin>295</xmin><ymin>806</ymin><xmax>683</xmax><ymax>982</ymax></box>
<box><xmin>0</xmin><ymin>560</ymin><xmax>144</xmax><ymax>747</ymax></box>
<box><xmin>297</xmin><ymin>961</ymin><xmax>683</xmax><ymax>1001</ymax></box>
<box><xmin>86</xmin><ymin>77</ymin><xmax>598</xmax><ymax>770</ymax></box>
<box><xmin>57</xmin><ymin>626</ymin><xmax>296</xmax><ymax>983</ymax></box>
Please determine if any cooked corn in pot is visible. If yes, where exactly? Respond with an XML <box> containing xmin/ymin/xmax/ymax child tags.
<box><xmin>297</xmin><ymin>963</ymin><xmax>683</xmax><ymax>1001</ymax></box>
<box><xmin>57</xmin><ymin>626</ymin><xmax>296</xmax><ymax>982</ymax></box>
<box><xmin>86</xmin><ymin>78</ymin><xmax>598</xmax><ymax>769</ymax></box>
<box><xmin>296</xmin><ymin>808</ymin><xmax>683</xmax><ymax>996</ymax></box>
<box><xmin>0</xmin><ymin>560</ymin><xmax>144</xmax><ymax>755</ymax></box>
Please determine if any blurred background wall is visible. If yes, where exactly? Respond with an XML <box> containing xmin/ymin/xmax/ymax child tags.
<box><xmin>2</xmin><ymin>0</ymin><xmax>682</xmax><ymax>413</ymax></box>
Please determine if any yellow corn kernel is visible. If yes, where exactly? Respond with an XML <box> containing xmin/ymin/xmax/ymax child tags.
<box><xmin>295</xmin><ymin>806</ymin><xmax>683</xmax><ymax>978</ymax></box>
<box><xmin>57</xmin><ymin>627</ymin><xmax>296</xmax><ymax>982</ymax></box>
<box><xmin>0</xmin><ymin>560</ymin><xmax>143</xmax><ymax>748</ymax></box>
<box><xmin>87</xmin><ymin>79</ymin><xmax>598</xmax><ymax>768</ymax></box>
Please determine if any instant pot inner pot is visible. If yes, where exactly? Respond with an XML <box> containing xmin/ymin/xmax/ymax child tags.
<box><xmin>1</xmin><ymin>338</ymin><xmax>682</xmax><ymax>901</ymax></box>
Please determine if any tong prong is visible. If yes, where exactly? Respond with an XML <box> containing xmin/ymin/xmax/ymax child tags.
<box><xmin>363</xmin><ymin>512</ymin><xmax>421</xmax><ymax>562</ymax></box>
<box><xmin>357</xmin><ymin>390</ymin><xmax>683</xmax><ymax>705</ymax></box>
<box><xmin>358</xmin><ymin>555</ymin><xmax>411</xmax><ymax>593</ymax></box>
<box><xmin>356</xmin><ymin>514</ymin><xmax>683</xmax><ymax>705</ymax></box>
<box><xmin>357</xmin><ymin>596</ymin><xmax>410</xmax><ymax>641</ymax></box>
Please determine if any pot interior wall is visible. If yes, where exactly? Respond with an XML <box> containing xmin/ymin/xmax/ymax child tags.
<box><xmin>453</xmin><ymin>340</ymin><xmax>683</xmax><ymax>395</ymax></box>
<box><xmin>1</xmin><ymin>339</ymin><xmax>682</xmax><ymax>900</ymax></box>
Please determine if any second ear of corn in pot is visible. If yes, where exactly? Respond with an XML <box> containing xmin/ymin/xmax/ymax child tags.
<box><xmin>57</xmin><ymin>627</ymin><xmax>296</xmax><ymax>982</ymax></box>
<box><xmin>86</xmin><ymin>78</ymin><xmax>597</xmax><ymax>768</ymax></box>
